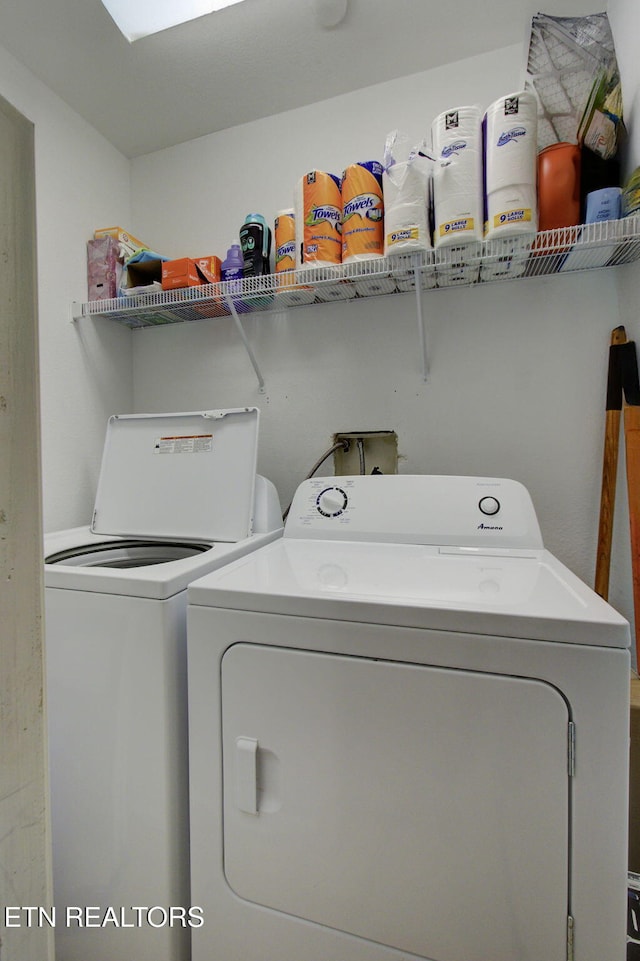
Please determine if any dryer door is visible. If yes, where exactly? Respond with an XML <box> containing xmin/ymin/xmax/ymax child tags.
<box><xmin>221</xmin><ymin>643</ymin><xmax>570</xmax><ymax>961</ymax></box>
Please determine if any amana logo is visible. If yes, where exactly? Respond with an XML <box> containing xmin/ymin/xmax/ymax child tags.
<box><xmin>477</xmin><ymin>523</ymin><xmax>503</xmax><ymax>531</ymax></box>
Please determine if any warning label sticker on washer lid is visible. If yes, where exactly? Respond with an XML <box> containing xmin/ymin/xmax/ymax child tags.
<box><xmin>154</xmin><ymin>434</ymin><xmax>214</xmax><ymax>454</ymax></box>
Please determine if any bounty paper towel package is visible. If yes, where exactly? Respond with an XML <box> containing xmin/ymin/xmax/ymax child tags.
<box><xmin>382</xmin><ymin>131</ymin><xmax>433</xmax><ymax>256</ymax></box>
<box><xmin>483</xmin><ymin>91</ymin><xmax>538</xmax><ymax>240</ymax></box>
<box><xmin>432</xmin><ymin>106</ymin><xmax>484</xmax><ymax>247</ymax></box>
<box><xmin>295</xmin><ymin>171</ymin><xmax>342</xmax><ymax>267</ymax></box>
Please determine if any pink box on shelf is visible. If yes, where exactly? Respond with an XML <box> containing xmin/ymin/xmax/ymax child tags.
<box><xmin>87</xmin><ymin>236</ymin><xmax>121</xmax><ymax>301</ymax></box>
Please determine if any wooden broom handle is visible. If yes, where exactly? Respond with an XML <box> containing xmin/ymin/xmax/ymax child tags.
<box><xmin>595</xmin><ymin>326</ymin><xmax>627</xmax><ymax>600</ymax></box>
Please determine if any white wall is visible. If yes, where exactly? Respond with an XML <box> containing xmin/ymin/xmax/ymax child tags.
<box><xmin>0</xmin><ymin>43</ymin><xmax>133</xmax><ymax>532</ymax></box>
<box><xmin>131</xmin><ymin>45</ymin><xmax>526</xmax><ymax>258</ymax></box>
<box><xmin>130</xmin><ymin>272</ymin><xmax>618</xmax><ymax>580</ymax></box>
<box><xmin>0</xmin><ymin>7</ymin><xmax>636</xmax><ymax>626</ymax></box>
<box><xmin>129</xmin><ymin>40</ymin><xmax>635</xmax><ymax>622</ymax></box>
<box><xmin>609</xmin><ymin>0</ymin><xmax>640</xmax><ymax>179</ymax></box>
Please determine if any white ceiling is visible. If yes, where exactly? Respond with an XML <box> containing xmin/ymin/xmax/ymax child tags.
<box><xmin>0</xmin><ymin>0</ymin><xmax>593</xmax><ymax>158</ymax></box>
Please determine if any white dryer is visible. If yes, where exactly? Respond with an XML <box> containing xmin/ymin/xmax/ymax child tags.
<box><xmin>186</xmin><ymin>474</ymin><xmax>630</xmax><ymax>961</ymax></box>
<box><xmin>44</xmin><ymin>407</ymin><xmax>282</xmax><ymax>961</ymax></box>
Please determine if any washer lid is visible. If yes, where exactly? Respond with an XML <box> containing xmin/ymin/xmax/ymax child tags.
<box><xmin>91</xmin><ymin>408</ymin><xmax>259</xmax><ymax>542</ymax></box>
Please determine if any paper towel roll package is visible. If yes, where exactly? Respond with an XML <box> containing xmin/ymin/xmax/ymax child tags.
<box><xmin>274</xmin><ymin>208</ymin><xmax>316</xmax><ymax>305</ymax></box>
<box><xmin>383</xmin><ymin>158</ymin><xmax>433</xmax><ymax>255</ymax></box>
<box><xmin>483</xmin><ymin>92</ymin><xmax>538</xmax><ymax>240</ymax></box>
<box><xmin>295</xmin><ymin>171</ymin><xmax>342</xmax><ymax>268</ymax></box>
<box><xmin>432</xmin><ymin>106</ymin><xmax>483</xmax><ymax>247</ymax></box>
<box><xmin>341</xmin><ymin>161</ymin><xmax>385</xmax><ymax>263</ymax></box>
<box><xmin>275</xmin><ymin>209</ymin><xmax>296</xmax><ymax>274</ymax></box>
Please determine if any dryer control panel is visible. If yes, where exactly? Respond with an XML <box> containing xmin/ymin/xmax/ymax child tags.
<box><xmin>285</xmin><ymin>475</ymin><xmax>543</xmax><ymax>550</ymax></box>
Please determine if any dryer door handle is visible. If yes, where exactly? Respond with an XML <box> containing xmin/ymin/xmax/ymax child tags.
<box><xmin>235</xmin><ymin>736</ymin><xmax>259</xmax><ymax>815</ymax></box>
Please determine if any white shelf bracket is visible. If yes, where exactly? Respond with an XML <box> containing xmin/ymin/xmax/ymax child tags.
<box><xmin>224</xmin><ymin>293</ymin><xmax>266</xmax><ymax>393</ymax></box>
<box><xmin>413</xmin><ymin>256</ymin><xmax>428</xmax><ymax>382</ymax></box>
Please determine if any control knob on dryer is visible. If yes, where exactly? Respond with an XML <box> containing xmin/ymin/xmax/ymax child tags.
<box><xmin>316</xmin><ymin>486</ymin><xmax>348</xmax><ymax>517</ymax></box>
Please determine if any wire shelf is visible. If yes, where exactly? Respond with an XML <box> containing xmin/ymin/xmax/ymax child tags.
<box><xmin>73</xmin><ymin>217</ymin><xmax>640</xmax><ymax>329</ymax></box>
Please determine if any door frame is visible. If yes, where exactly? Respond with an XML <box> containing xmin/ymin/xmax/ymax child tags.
<box><xmin>0</xmin><ymin>94</ymin><xmax>54</xmax><ymax>960</ymax></box>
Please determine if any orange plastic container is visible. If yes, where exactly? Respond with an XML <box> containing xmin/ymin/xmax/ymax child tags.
<box><xmin>537</xmin><ymin>142</ymin><xmax>581</xmax><ymax>231</ymax></box>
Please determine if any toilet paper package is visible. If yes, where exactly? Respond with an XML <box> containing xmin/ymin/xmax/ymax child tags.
<box><xmin>315</xmin><ymin>280</ymin><xmax>357</xmax><ymax>302</ymax></box>
<box><xmin>341</xmin><ymin>161</ymin><xmax>385</xmax><ymax>263</ymax></box>
<box><xmin>295</xmin><ymin>171</ymin><xmax>342</xmax><ymax>268</ymax></box>
<box><xmin>483</xmin><ymin>92</ymin><xmax>538</xmax><ymax>240</ymax></box>
<box><xmin>382</xmin><ymin>131</ymin><xmax>433</xmax><ymax>256</ymax></box>
<box><xmin>432</xmin><ymin>105</ymin><xmax>484</xmax><ymax>247</ymax></box>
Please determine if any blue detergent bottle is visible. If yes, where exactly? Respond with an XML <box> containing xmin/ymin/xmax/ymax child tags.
<box><xmin>239</xmin><ymin>214</ymin><xmax>272</xmax><ymax>277</ymax></box>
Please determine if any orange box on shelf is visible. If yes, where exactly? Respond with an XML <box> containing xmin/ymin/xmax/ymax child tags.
<box><xmin>162</xmin><ymin>258</ymin><xmax>202</xmax><ymax>290</ymax></box>
<box><xmin>162</xmin><ymin>256</ymin><xmax>222</xmax><ymax>290</ymax></box>
<box><xmin>194</xmin><ymin>256</ymin><xmax>222</xmax><ymax>284</ymax></box>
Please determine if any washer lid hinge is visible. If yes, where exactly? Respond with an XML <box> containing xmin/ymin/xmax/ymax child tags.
<box><xmin>568</xmin><ymin>721</ymin><xmax>576</xmax><ymax>777</ymax></box>
<box><xmin>567</xmin><ymin>914</ymin><xmax>575</xmax><ymax>961</ymax></box>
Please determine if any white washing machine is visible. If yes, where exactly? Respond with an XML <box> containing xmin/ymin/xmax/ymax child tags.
<box><xmin>186</xmin><ymin>474</ymin><xmax>631</xmax><ymax>961</ymax></box>
<box><xmin>44</xmin><ymin>407</ymin><xmax>282</xmax><ymax>961</ymax></box>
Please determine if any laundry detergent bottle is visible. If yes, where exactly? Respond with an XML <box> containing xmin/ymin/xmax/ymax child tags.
<box><xmin>221</xmin><ymin>243</ymin><xmax>244</xmax><ymax>282</ymax></box>
<box><xmin>239</xmin><ymin>214</ymin><xmax>272</xmax><ymax>277</ymax></box>
<box><xmin>537</xmin><ymin>142</ymin><xmax>581</xmax><ymax>231</ymax></box>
